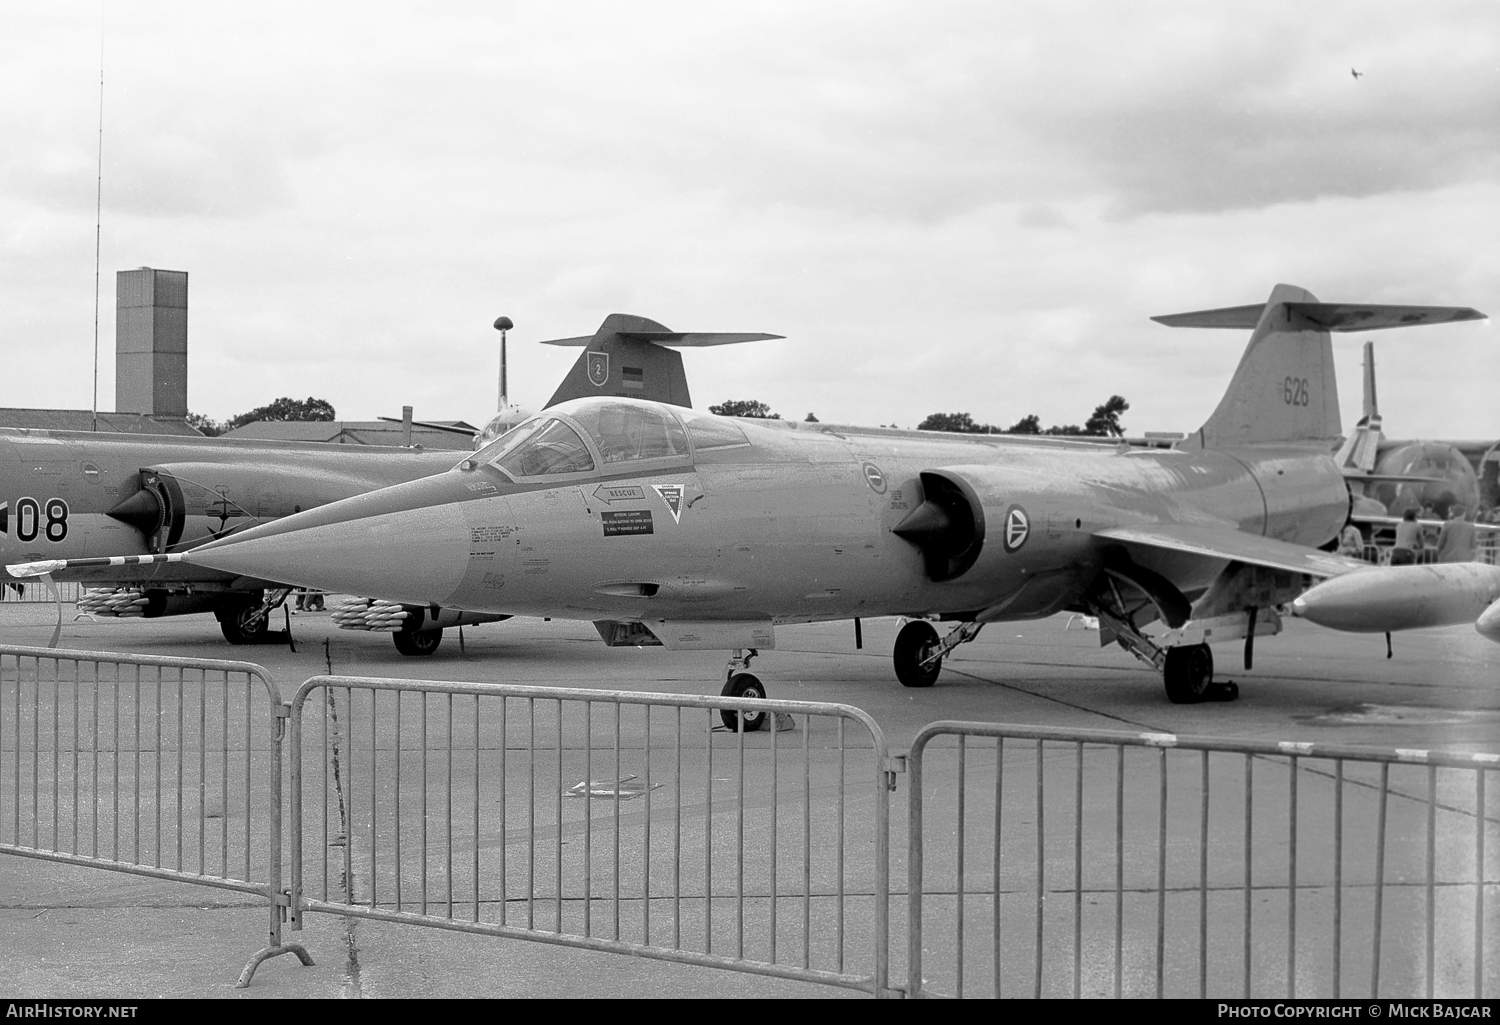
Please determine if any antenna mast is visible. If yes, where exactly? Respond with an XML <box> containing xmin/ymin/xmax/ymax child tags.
<box><xmin>91</xmin><ymin>25</ymin><xmax>104</xmax><ymax>432</ymax></box>
<box><xmin>493</xmin><ymin>316</ymin><xmax>513</xmax><ymax>410</ymax></box>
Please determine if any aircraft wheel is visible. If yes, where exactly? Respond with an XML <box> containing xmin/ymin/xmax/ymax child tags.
<box><xmin>894</xmin><ymin>621</ymin><xmax>942</xmax><ymax>688</ymax></box>
<box><xmin>393</xmin><ymin>628</ymin><xmax>443</xmax><ymax>657</ymax></box>
<box><xmin>1163</xmin><ymin>643</ymin><xmax>1214</xmax><ymax>704</ymax></box>
<box><xmin>216</xmin><ymin>604</ymin><xmax>269</xmax><ymax>645</ymax></box>
<box><xmin>719</xmin><ymin>673</ymin><xmax>767</xmax><ymax>732</ymax></box>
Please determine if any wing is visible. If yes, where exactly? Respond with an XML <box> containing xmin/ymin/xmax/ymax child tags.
<box><xmin>1094</xmin><ymin>524</ymin><xmax>1367</xmax><ymax>579</ymax></box>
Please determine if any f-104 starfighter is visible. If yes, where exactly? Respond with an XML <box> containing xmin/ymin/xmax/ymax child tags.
<box><xmin>12</xmin><ymin>285</ymin><xmax>1486</xmax><ymax>724</ymax></box>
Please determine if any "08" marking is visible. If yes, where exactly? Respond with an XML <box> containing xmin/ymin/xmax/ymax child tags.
<box><xmin>12</xmin><ymin>496</ymin><xmax>69</xmax><ymax>543</ymax></box>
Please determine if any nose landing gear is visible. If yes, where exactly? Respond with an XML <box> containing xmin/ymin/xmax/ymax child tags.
<box><xmin>719</xmin><ymin>648</ymin><xmax>766</xmax><ymax>732</ymax></box>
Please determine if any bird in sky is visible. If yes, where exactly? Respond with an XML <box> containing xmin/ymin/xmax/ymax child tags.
<box><xmin>1351</xmin><ymin>67</ymin><xmax>1364</xmax><ymax>80</ymax></box>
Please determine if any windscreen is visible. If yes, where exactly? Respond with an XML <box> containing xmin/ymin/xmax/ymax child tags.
<box><xmin>483</xmin><ymin>417</ymin><xmax>596</xmax><ymax>477</ymax></box>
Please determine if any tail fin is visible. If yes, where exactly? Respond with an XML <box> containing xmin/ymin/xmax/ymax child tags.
<box><xmin>541</xmin><ymin>314</ymin><xmax>782</xmax><ymax>408</ymax></box>
<box><xmin>1333</xmin><ymin>341</ymin><xmax>1383</xmax><ymax>472</ymax></box>
<box><xmin>1153</xmin><ymin>285</ymin><xmax>1484</xmax><ymax>449</ymax></box>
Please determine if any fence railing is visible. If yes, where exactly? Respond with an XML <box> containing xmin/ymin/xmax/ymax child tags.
<box><xmin>0</xmin><ymin>644</ymin><xmax>310</xmax><ymax>984</ymax></box>
<box><xmin>906</xmin><ymin>722</ymin><xmax>1500</xmax><ymax>999</ymax></box>
<box><xmin>286</xmin><ymin>677</ymin><xmax>897</xmax><ymax>995</ymax></box>
<box><xmin>2</xmin><ymin>580</ymin><xmax>83</xmax><ymax>603</ymax></box>
<box><xmin>7</xmin><ymin>647</ymin><xmax>1499</xmax><ymax>998</ymax></box>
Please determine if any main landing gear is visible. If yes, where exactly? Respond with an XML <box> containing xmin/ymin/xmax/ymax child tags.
<box><xmin>215</xmin><ymin>589</ymin><xmax>292</xmax><ymax>645</ymax></box>
<box><xmin>893</xmin><ymin>619</ymin><xmax>984</xmax><ymax>688</ymax></box>
<box><xmin>1089</xmin><ymin>601</ymin><xmax>1238</xmax><ymax>705</ymax></box>
<box><xmin>393</xmin><ymin>627</ymin><xmax>443</xmax><ymax>657</ymax></box>
<box><xmin>719</xmin><ymin>648</ymin><xmax>767</xmax><ymax>732</ymax></box>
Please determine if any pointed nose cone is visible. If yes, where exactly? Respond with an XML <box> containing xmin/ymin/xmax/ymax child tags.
<box><xmin>183</xmin><ymin>481</ymin><xmax>476</xmax><ymax>605</ymax></box>
<box><xmin>1478</xmin><ymin>599</ymin><xmax>1500</xmax><ymax>645</ymax></box>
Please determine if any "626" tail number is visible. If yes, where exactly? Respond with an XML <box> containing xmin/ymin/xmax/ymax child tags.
<box><xmin>1283</xmin><ymin>376</ymin><xmax>1310</xmax><ymax>407</ymax></box>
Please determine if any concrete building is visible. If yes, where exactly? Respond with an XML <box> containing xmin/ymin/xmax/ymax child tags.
<box><xmin>115</xmin><ymin>267</ymin><xmax>188</xmax><ymax>420</ymax></box>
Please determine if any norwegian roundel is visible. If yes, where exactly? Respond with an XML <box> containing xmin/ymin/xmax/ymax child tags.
<box><xmin>1002</xmin><ymin>505</ymin><xmax>1029</xmax><ymax>553</ymax></box>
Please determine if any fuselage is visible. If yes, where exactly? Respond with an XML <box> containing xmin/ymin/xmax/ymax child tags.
<box><xmin>183</xmin><ymin>398</ymin><xmax>1350</xmax><ymax>626</ymax></box>
<box><xmin>0</xmin><ymin>427</ymin><xmax>459</xmax><ymax>578</ymax></box>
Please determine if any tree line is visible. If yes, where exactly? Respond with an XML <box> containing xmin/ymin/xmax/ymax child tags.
<box><xmin>188</xmin><ymin>396</ymin><xmax>336</xmax><ymax>437</ymax></box>
<box><xmin>917</xmin><ymin>395</ymin><xmax>1129</xmax><ymax>437</ymax></box>
<box><xmin>709</xmin><ymin>395</ymin><xmax>1130</xmax><ymax>437</ymax></box>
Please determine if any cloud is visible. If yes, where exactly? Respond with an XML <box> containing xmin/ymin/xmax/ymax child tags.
<box><xmin>0</xmin><ymin>1</ymin><xmax>1493</xmax><ymax>442</ymax></box>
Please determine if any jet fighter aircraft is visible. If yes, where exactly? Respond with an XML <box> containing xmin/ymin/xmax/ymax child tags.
<box><xmin>13</xmin><ymin>285</ymin><xmax>1485</xmax><ymax>715</ymax></box>
<box><xmin>2</xmin><ymin>313</ymin><xmax>776</xmax><ymax>651</ymax></box>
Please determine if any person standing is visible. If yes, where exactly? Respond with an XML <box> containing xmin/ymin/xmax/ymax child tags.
<box><xmin>1391</xmin><ymin>508</ymin><xmax>1421</xmax><ymax>565</ymax></box>
<box><xmin>1436</xmin><ymin>505</ymin><xmax>1477</xmax><ymax>563</ymax></box>
<box><xmin>1338</xmin><ymin>522</ymin><xmax>1367</xmax><ymax>560</ymax></box>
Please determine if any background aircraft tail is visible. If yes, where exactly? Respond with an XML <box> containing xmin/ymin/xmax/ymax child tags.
<box><xmin>1333</xmin><ymin>340</ymin><xmax>1382</xmax><ymax>472</ymax></box>
<box><xmin>1153</xmin><ymin>285</ymin><xmax>1483</xmax><ymax>450</ymax></box>
<box><xmin>542</xmin><ymin>315</ymin><xmax>782</xmax><ymax>408</ymax></box>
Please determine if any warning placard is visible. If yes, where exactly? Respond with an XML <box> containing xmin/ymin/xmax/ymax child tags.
<box><xmin>602</xmin><ymin>510</ymin><xmax>654</xmax><ymax>536</ymax></box>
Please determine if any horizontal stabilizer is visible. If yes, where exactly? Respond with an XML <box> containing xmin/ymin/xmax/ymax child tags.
<box><xmin>544</xmin><ymin>313</ymin><xmax>783</xmax><ymax>409</ymax></box>
<box><xmin>1095</xmin><ymin>524</ymin><xmax>1367</xmax><ymax>579</ymax></box>
<box><xmin>1341</xmin><ymin>470</ymin><xmax>1447</xmax><ymax>485</ymax></box>
<box><xmin>542</xmin><ymin>331</ymin><xmax>783</xmax><ymax>347</ymax></box>
<box><xmin>1153</xmin><ymin>302</ymin><xmax>1486</xmax><ymax>332</ymax></box>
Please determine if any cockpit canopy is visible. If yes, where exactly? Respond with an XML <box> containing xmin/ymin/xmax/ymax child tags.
<box><xmin>465</xmin><ymin>397</ymin><xmax>745</xmax><ymax>481</ymax></box>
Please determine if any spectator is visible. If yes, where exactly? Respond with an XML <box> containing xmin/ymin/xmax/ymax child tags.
<box><xmin>1436</xmin><ymin>505</ymin><xmax>1477</xmax><ymax>563</ymax></box>
<box><xmin>1391</xmin><ymin>508</ymin><xmax>1420</xmax><ymax>565</ymax></box>
<box><xmin>1337</xmin><ymin>522</ymin><xmax>1366</xmax><ymax>559</ymax></box>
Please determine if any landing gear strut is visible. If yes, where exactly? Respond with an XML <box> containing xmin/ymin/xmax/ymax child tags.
<box><xmin>719</xmin><ymin>648</ymin><xmax>766</xmax><ymax>732</ymax></box>
<box><xmin>1087</xmin><ymin>599</ymin><xmax>1238</xmax><ymax>705</ymax></box>
<box><xmin>893</xmin><ymin>619</ymin><xmax>983</xmax><ymax>688</ymax></box>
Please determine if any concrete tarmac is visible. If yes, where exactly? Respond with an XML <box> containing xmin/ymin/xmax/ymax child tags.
<box><xmin>1</xmin><ymin>601</ymin><xmax>1497</xmax><ymax>999</ymax></box>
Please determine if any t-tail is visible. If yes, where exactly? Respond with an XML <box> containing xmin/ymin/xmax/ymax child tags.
<box><xmin>1153</xmin><ymin>284</ymin><xmax>1484</xmax><ymax>450</ymax></box>
<box><xmin>540</xmin><ymin>314</ymin><xmax>783</xmax><ymax>408</ymax></box>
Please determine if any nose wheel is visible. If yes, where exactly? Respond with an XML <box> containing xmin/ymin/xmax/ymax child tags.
<box><xmin>719</xmin><ymin>649</ymin><xmax>767</xmax><ymax>732</ymax></box>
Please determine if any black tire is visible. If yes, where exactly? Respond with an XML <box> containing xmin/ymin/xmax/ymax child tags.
<box><xmin>719</xmin><ymin>672</ymin><xmax>767</xmax><ymax>732</ymax></box>
<box><xmin>1163</xmin><ymin>643</ymin><xmax>1214</xmax><ymax>704</ymax></box>
<box><xmin>393</xmin><ymin>628</ymin><xmax>443</xmax><ymax>657</ymax></box>
<box><xmin>216</xmin><ymin>603</ymin><xmax>269</xmax><ymax>645</ymax></box>
<box><xmin>894</xmin><ymin>621</ymin><xmax>942</xmax><ymax>688</ymax></box>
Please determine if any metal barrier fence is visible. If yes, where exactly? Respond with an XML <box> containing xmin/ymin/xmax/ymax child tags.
<box><xmin>2</xmin><ymin>580</ymin><xmax>82</xmax><ymax>603</ymax></box>
<box><xmin>286</xmin><ymin>677</ymin><xmax>897</xmax><ymax>996</ymax></box>
<box><xmin>0</xmin><ymin>644</ymin><xmax>309</xmax><ymax>984</ymax></box>
<box><xmin>1480</xmin><ymin>532</ymin><xmax>1499</xmax><ymax>566</ymax></box>
<box><xmin>907</xmin><ymin>722</ymin><xmax>1500</xmax><ymax>999</ymax></box>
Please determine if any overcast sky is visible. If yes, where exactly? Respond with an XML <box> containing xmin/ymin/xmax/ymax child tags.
<box><xmin>3</xmin><ymin>1</ymin><xmax>1496</xmax><ymax>439</ymax></box>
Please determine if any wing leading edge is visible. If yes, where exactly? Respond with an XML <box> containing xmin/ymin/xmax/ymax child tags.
<box><xmin>1094</xmin><ymin>524</ymin><xmax>1367</xmax><ymax>579</ymax></box>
